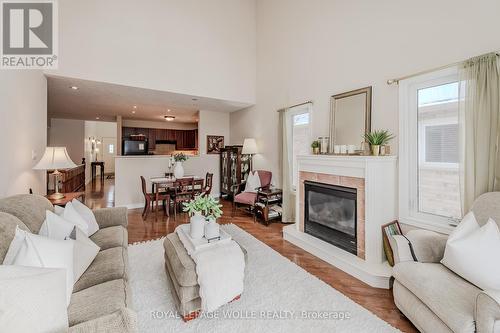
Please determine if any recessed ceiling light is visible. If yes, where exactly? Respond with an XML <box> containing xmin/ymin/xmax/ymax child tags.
<box><xmin>133</xmin><ymin>105</ymin><xmax>137</xmax><ymax>109</ymax></box>
<box><xmin>132</xmin><ymin>111</ymin><xmax>136</xmax><ymax>114</ymax></box>
<box><xmin>164</xmin><ymin>115</ymin><xmax>175</xmax><ymax>121</ymax></box>
<box><xmin>70</xmin><ymin>86</ymin><xmax>78</xmax><ymax>90</ymax></box>
<box><xmin>167</xmin><ymin>109</ymin><xmax>171</xmax><ymax>112</ymax></box>
<box><xmin>95</xmin><ymin>117</ymin><xmax>100</xmax><ymax>120</ymax></box>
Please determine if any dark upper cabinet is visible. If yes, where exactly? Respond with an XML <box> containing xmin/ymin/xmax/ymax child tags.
<box><xmin>148</xmin><ymin>128</ymin><xmax>156</xmax><ymax>150</ymax></box>
<box><xmin>122</xmin><ymin>127</ymin><xmax>148</xmax><ymax>140</ymax></box>
<box><xmin>166</xmin><ymin>129</ymin><xmax>176</xmax><ymax>141</ymax></box>
<box><xmin>156</xmin><ymin>129</ymin><xmax>167</xmax><ymax>141</ymax></box>
<box><xmin>122</xmin><ymin>127</ymin><xmax>198</xmax><ymax>150</ymax></box>
<box><xmin>122</xmin><ymin>127</ymin><xmax>133</xmax><ymax>139</ymax></box>
<box><xmin>175</xmin><ymin>129</ymin><xmax>198</xmax><ymax>149</ymax></box>
<box><xmin>175</xmin><ymin>130</ymin><xmax>185</xmax><ymax>149</ymax></box>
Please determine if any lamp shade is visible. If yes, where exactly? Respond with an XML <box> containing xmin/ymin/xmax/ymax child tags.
<box><xmin>242</xmin><ymin>138</ymin><xmax>258</xmax><ymax>155</ymax></box>
<box><xmin>33</xmin><ymin>147</ymin><xmax>77</xmax><ymax>170</ymax></box>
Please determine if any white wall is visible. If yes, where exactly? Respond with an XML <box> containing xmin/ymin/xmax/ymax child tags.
<box><xmin>198</xmin><ymin>110</ymin><xmax>230</xmax><ymax>156</ymax></box>
<box><xmin>230</xmin><ymin>0</ymin><xmax>500</xmax><ymax>186</ymax></box>
<box><xmin>196</xmin><ymin>109</ymin><xmax>230</xmax><ymax>195</ymax></box>
<box><xmin>122</xmin><ymin>119</ymin><xmax>198</xmax><ymax>130</ymax></box>
<box><xmin>49</xmin><ymin>118</ymin><xmax>85</xmax><ymax>164</ymax></box>
<box><xmin>0</xmin><ymin>71</ymin><xmax>47</xmax><ymax>197</ymax></box>
<box><xmin>50</xmin><ymin>0</ymin><xmax>256</xmax><ymax>105</ymax></box>
<box><xmin>115</xmin><ymin>109</ymin><xmax>229</xmax><ymax>207</ymax></box>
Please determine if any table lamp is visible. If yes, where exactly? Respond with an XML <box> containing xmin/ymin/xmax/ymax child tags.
<box><xmin>33</xmin><ymin>147</ymin><xmax>77</xmax><ymax>199</ymax></box>
<box><xmin>242</xmin><ymin>138</ymin><xmax>258</xmax><ymax>169</ymax></box>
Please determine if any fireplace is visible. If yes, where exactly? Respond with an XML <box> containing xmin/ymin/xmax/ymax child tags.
<box><xmin>304</xmin><ymin>181</ymin><xmax>357</xmax><ymax>255</ymax></box>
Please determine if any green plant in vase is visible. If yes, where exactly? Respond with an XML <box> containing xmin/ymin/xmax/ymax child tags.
<box><xmin>363</xmin><ymin>130</ymin><xmax>395</xmax><ymax>156</ymax></box>
<box><xmin>311</xmin><ymin>140</ymin><xmax>320</xmax><ymax>154</ymax></box>
<box><xmin>173</xmin><ymin>153</ymin><xmax>188</xmax><ymax>162</ymax></box>
<box><xmin>183</xmin><ymin>194</ymin><xmax>223</xmax><ymax>240</ymax></box>
<box><xmin>183</xmin><ymin>194</ymin><xmax>223</xmax><ymax>220</ymax></box>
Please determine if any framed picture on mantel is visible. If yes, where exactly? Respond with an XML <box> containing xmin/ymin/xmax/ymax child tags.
<box><xmin>207</xmin><ymin>135</ymin><xmax>224</xmax><ymax>154</ymax></box>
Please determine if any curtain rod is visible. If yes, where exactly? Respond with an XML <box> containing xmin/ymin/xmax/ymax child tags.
<box><xmin>276</xmin><ymin>100</ymin><xmax>313</xmax><ymax>112</ymax></box>
<box><xmin>387</xmin><ymin>51</ymin><xmax>500</xmax><ymax>85</ymax></box>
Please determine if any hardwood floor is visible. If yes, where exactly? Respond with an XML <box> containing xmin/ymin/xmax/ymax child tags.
<box><xmin>85</xmin><ymin>178</ymin><xmax>417</xmax><ymax>333</ymax></box>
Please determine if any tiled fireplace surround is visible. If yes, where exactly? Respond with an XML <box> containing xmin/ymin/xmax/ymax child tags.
<box><xmin>283</xmin><ymin>155</ymin><xmax>397</xmax><ymax>289</ymax></box>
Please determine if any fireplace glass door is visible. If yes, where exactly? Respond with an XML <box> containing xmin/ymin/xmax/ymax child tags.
<box><xmin>304</xmin><ymin>181</ymin><xmax>357</xmax><ymax>255</ymax></box>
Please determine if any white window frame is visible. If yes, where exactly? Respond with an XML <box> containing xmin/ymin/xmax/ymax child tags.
<box><xmin>399</xmin><ymin>67</ymin><xmax>459</xmax><ymax>234</ymax></box>
<box><xmin>285</xmin><ymin>103</ymin><xmax>312</xmax><ymax>191</ymax></box>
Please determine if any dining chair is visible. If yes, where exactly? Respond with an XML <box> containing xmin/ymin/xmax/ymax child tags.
<box><xmin>172</xmin><ymin>177</ymin><xmax>195</xmax><ymax>220</ymax></box>
<box><xmin>203</xmin><ymin>173</ymin><xmax>214</xmax><ymax>196</ymax></box>
<box><xmin>140</xmin><ymin>176</ymin><xmax>170</xmax><ymax>219</ymax></box>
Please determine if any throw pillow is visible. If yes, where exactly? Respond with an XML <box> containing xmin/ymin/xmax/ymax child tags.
<box><xmin>7</xmin><ymin>227</ymin><xmax>75</xmax><ymax>306</ymax></box>
<box><xmin>63</xmin><ymin>201</ymin><xmax>90</xmax><ymax>236</ymax></box>
<box><xmin>0</xmin><ymin>265</ymin><xmax>69</xmax><ymax>333</ymax></box>
<box><xmin>39</xmin><ymin>210</ymin><xmax>76</xmax><ymax>240</ymax></box>
<box><xmin>441</xmin><ymin>212</ymin><xmax>500</xmax><ymax>291</ymax></box>
<box><xmin>244</xmin><ymin>171</ymin><xmax>261</xmax><ymax>193</ymax></box>
<box><xmin>67</xmin><ymin>226</ymin><xmax>100</xmax><ymax>282</ymax></box>
<box><xmin>2</xmin><ymin>225</ymin><xmax>26</xmax><ymax>265</ymax></box>
<box><xmin>70</xmin><ymin>199</ymin><xmax>99</xmax><ymax>236</ymax></box>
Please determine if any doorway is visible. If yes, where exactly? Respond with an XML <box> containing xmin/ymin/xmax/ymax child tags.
<box><xmin>101</xmin><ymin>137</ymin><xmax>117</xmax><ymax>176</ymax></box>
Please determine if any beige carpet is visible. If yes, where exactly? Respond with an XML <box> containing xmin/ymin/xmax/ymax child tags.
<box><xmin>128</xmin><ymin>224</ymin><xmax>401</xmax><ymax>333</ymax></box>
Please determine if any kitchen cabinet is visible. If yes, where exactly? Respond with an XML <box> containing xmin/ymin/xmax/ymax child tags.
<box><xmin>147</xmin><ymin>128</ymin><xmax>156</xmax><ymax>150</ymax></box>
<box><xmin>122</xmin><ymin>127</ymin><xmax>198</xmax><ymax>150</ymax></box>
<box><xmin>166</xmin><ymin>129</ymin><xmax>176</xmax><ymax>141</ymax></box>
<box><xmin>177</xmin><ymin>129</ymin><xmax>198</xmax><ymax>149</ymax></box>
<box><xmin>156</xmin><ymin>129</ymin><xmax>167</xmax><ymax>141</ymax></box>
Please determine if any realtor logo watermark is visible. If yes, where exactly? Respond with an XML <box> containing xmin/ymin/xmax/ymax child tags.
<box><xmin>1</xmin><ymin>0</ymin><xmax>58</xmax><ymax>69</ymax></box>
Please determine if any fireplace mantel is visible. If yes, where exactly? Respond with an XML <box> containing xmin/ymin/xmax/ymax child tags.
<box><xmin>283</xmin><ymin>154</ymin><xmax>397</xmax><ymax>288</ymax></box>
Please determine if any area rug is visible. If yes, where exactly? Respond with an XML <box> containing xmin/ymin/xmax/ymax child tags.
<box><xmin>128</xmin><ymin>224</ymin><xmax>400</xmax><ymax>333</ymax></box>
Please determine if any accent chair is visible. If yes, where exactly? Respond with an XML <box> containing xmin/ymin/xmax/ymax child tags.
<box><xmin>232</xmin><ymin>170</ymin><xmax>272</xmax><ymax>217</ymax></box>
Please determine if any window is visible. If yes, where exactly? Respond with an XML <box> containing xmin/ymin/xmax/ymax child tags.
<box><xmin>424</xmin><ymin>124</ymin><xmax>459</xmax><ymax>163</ymax></box>
<box><xmin>286</xmin><ymin>103</ymin><xmax>312</xmax><ymax>190</ymax></box>
<box><xmin>399</xmin><ymin>68</ymin><xmax>462</xmax><ymax>232</ymax></box>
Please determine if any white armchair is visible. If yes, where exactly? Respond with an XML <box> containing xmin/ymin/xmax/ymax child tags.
<box><xmin>476</xmin><ymin>291</ymin><xmax>500</xmax><ymax>333</ymax></box>
<box><xmin>392</xmin><ymin>192</ymin><xmax>500</xmax><ymax>333</ymax></box>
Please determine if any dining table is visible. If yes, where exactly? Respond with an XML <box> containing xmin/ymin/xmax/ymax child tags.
<box><xmin>150</xmin><ymin>175</ymin><xmax>204</xmax><ymax>214</ymax></box>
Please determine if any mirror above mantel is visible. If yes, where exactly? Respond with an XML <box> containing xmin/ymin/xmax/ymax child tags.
<box><xmin>329</xmin><ymin>86</ymin><xmax>372</xmax><ymax>152</ymax></box>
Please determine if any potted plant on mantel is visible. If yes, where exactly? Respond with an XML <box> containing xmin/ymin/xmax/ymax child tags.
<box><xmin>311</xmin><ymin>140</ymin><xmax>320</xmax><ymax>155</ymax></box>
<box><xmin>172</xmin><ymin>153</ymin><xmax>188</xmax><ymax>178</ymax></box>
<box><xmin>183</xmin><ymin>194</ymin><xmax>223</xmax><ymax>240</ymax></box>
<box><xmin>363</xmin><ymin>130</ymin><xmax>395</xmax><ymax>156</ymax></box>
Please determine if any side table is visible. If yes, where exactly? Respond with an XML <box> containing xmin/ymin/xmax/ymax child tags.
<box><xmin>91</xmin><ymin>161</ymin><xmax>105</xmax><ymax>183</ymax></box>
<box><xmin>254</xmin><ymin>188</ymin><xmax>282</xmax><ymax>225</ymax></box>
